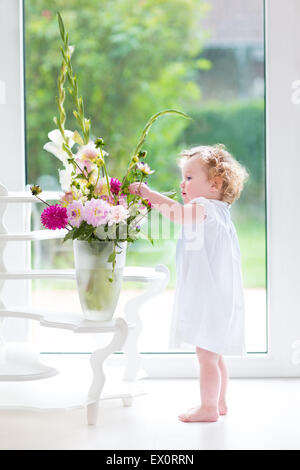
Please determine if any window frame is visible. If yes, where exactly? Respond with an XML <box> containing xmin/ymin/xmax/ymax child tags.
<box><xmin>0</xmin><ymin>0</ymin><xmax>30</xmax><ymax>342</ymax></box>
<box><xmin>4</xmin><ymin>0</ymin><xmax>300</xmax><ymax>376</ymax></box>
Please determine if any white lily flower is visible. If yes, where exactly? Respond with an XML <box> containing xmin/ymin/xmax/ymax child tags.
<box><xmin>43</xmin><ymin>129</ymin><xmax>75</xmax><ymax>166</ymax></box>
<box><xmin>67</xmin><ymin>45</ymin><xmax>75</xmax><ymax>57</ymax></box>
<box><xmin>58</xmin><ymin>164</ymin><xmax>73</xmax><ymax>192</ymax></box>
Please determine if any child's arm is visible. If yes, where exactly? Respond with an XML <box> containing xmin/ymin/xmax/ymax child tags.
<box><xmin>128</xmin><ymin>182</ymin><xmax>205</xmax><ymax>225</ymax></box>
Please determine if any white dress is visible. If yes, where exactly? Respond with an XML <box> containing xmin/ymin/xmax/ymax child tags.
<box><xmin>168</xmin><ymin>196</ymin><xmax>246</xmax><ymax>356</ymax></box>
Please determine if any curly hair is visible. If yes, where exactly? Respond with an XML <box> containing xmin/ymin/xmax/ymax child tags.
<box><xmin>178</xmin><ymin>144</ymin><xmax>249</xmax><ymax>204</ymax></box>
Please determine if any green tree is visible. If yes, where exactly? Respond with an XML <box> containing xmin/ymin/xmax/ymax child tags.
<box><xmin>24</xmin><ymin>0</ymin><xmax>211</xmax><ymax>188</ymax></box>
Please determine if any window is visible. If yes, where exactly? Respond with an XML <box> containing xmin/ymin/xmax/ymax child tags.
<box><xmin>2</xmin><ymin>0</ymin><xmax>299</xmax><ymax>376</ymax></box>
<box><xmin>23</xmin><ymin>0</ymin><xmax>266</xmax><ymax>359</ymax></box>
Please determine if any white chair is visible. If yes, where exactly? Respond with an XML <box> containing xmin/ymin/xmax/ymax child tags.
<box><xmin>0</xmin><ymin>183</ymin><xmax>170</xmax><ymax>424</ymax></box>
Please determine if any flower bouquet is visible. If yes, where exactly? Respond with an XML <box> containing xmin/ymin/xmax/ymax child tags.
<box><xmin>31</xmin><ymin>12</ymin><xmax>189</xmax><ymax>321</ymax></box>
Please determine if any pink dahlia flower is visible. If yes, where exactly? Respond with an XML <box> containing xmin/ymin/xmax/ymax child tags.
<box><xmin>67</xmin><ymin>200</ymin><xmax>84</xmax><ymax>228</ymax></box>
<box><xmin>41</xmin><ymin>204</ymin><xmax>68</xmax><ymax>230</ymax></box>
<box><xmin>84</xmin><ymin>198</ymin><xmax>110</xmax><ymax>227</ymax></box>
<box><xmin>110</xmin><ymin>177</ymin><xmax>121</xmax><ymax>195</ymax></box>
<box><xmin>108</xmin><ymin>205</ymin><xmax>129</xmax><ymax>226</ymax></box>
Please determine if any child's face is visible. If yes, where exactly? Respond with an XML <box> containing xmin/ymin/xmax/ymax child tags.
<box><xmin>180</xmin><ymin>157</ymin><xmax>220</xmax><ymax>203</ymax></box>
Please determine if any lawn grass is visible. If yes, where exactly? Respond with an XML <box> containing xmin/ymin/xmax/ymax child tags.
<box><xmin>236</xmin><ymin>217</ymin><xmax>266</xmax><ymax>288</ymax></box>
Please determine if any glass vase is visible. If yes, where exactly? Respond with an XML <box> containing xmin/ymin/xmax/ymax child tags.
<box><xmin>73</xmin><ymin>239</ymin><xmax>127</xmax><ymax>321</ymax></box>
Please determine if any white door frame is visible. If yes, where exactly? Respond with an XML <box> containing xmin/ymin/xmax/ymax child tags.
<box><xmin>127</xmin><ymin>0</ymin><xmax>300</xmax><ymax>378</ymax></box>
<box><xmin>140</xmin><ymin>0</ymin><xmax>300</xmax><ymax>378</ymax></box>
<box><xmin>4</xmin><ymin>0</ymin><xmax>300</xmax><ymax>376</ymax></box>
<box><xmin>0</xmin><ymin>0</ymin><xmax>30</xmax><ymax>341</ymax></box>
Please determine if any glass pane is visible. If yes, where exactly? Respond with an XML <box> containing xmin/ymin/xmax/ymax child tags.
<box><xmin>24</xmin><ymin>0</ymin><xmax>266</xmax><ymax>354</ymax></box>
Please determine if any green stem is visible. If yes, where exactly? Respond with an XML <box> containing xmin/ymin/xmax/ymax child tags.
<box><xmin>73</xmin><ymin>159</ymin><xmax>89</xmax><ymax>179</ymax></box>
<box><xmin>56</xmin><ymin>12</ymin><xmax>90</xmax><ymax>146</ymax></box>
<box><xmin>119</xmin><ymin>109</ymin><xmax>190</xmax><ymax>194</ymax></box>
<box><xmin>103</xmin><ymin>163</ymin><xmax>111</xmax><ymax>198</ymax></box>
<box><xmin>131</xmin><ymin>174</ymin><xmax>145</xmax><ymax>206</ymax></box>
<box><xmin>120</xmin><ymin>161</ymin><xmax>138</xmax><ymax>195</ymax></box>
<box><xmin>35</xmin><ymin>195</ymin><xmax>51</xmax><ymax>207</ymax></box>
<box><xmin>108</xmin><ymin>241</ymin><xmax>116</xmax><ymax>283</ymax></box>
<box><xmin>100</xmin><ymin>147</ymin><xmax>111</xmax><ymax>197</ymax></box>
<box><xmin>94</xmin><ymin>165</ymin><xmax>101</xmax><ymax>193</ymax></box>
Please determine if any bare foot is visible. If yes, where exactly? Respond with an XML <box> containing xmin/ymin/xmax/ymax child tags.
<box><xmin>219</xmin><ymin>401</ymin><xmax>228</xmax><ymax>415</ymax></box>
<box><xmin>178</xmin><ymin>405</ymin><xmax>219</xmax><ymax>423</ymax></box>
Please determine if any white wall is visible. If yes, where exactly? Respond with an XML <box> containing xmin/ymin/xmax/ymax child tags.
<box><xmin>0</xmin><ymin>0</ymin><xmax>30</xmax><ymax>340</ymax></box>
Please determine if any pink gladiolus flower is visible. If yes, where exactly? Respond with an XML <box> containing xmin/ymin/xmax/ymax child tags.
<box><xmin>67</xmin><ymin>200</ymin><xmax>84</xmax><ymax>228</ymax></box>
<box><xmin>84</xmin><ymin>198</ymin><xmax>110</xmax><ymax>227</ymax></box>
<box><xmin>136</xmin><ymin>161</ymin><xmax>155</xmax><ymax>175</ymax></box>
<box><xmin>117</xmin><ymin>194</ymin><xmax>128</xmax><ymax>208</ymax></box>
<box><xmin>94</xmin><ymin>178</ymin><xmax>110</xmax><ymax>197</ymax></box>
<box><xmin>41</xmin><ymin>204</ymin><xmax>68</xmax><ymax>230</ymax></box>
<box><xmin>110</xmin><ymin>177</ymin><xmax>121</xmax><ymax>195</ymax></box>
<box><xmin>100</xmin><ymin>194</ymin><xmax>115</xmax><ymax>205</ymax></box>
<box><xmin>75</xmin><ymin>158</ymin><xmax>94</xmax><ymax>175</ymax></box>
<box><xmin>77</xmin><ymin>142</ymin><xmax>99</xmax><ymax>161</ymax></box>
<box><xmin>60</xmin><ymin>191</ymin><xmax>73</xmax><ymax>207</ymax></box>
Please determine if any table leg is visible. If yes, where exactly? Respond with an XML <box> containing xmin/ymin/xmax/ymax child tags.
<box><xmin>87</xmin><ymin>318</ymin><xmax>128</xmax><ymax>425</ymax></box>
<box><xmin>0</xmin><ymin>318</ymin><xmax>4</xmax><ymax>365</ymax></box>
<box><xmin>123</xmin><ymin>264</ymin><xmax>169</xmax><ymax>381</ymax></box>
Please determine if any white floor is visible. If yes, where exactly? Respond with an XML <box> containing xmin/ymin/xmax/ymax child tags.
<box><xmin>0</xmin><ymin>356</ymin><xmax>300</xmax><ymax>450</ymax></box>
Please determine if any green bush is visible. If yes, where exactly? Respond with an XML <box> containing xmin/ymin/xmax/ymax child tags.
<box><xmin>181</xmin><ymin>100</ymin><xmax>265</xmax><ymax>215</ymax></box>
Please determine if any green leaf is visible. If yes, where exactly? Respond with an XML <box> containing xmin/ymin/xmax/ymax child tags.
<box><xmin>107</xmin><ymin>252</ymin><xmax>116</xmax><ymax>263</ymax></box>
<box><xmin>60</xmin><ymin>45</ymin><xmax>67</xmax><ymax>62</ymax></box>
<box><xmin>73</xmin><ymin>130</ymin><xmax>84</xmax><ymax>145</ymax></box>
<box><xmin>161</xmin><ymin>189</ymin><xmax>177</xmax><ymax>200</ymax></box>
<box><xmin>57</xmin><ymin>12</ymin><xmax>65</xmax><ymax>42</ymax></box>
<box><xmin>63</xmin><ymin>228</ymin><xmax>76</xmax><ymax>242</ymax></box>
<box><xmin>195</xmin><ymin>58</ymin><xmax>212</xmax><ymax>70</ymax></box>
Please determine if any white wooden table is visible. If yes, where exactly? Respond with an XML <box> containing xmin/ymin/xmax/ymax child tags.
<box><xmin>0</xmin><ymin>185</ymin><xmax>170</xmax><ymax>425</ymax></box>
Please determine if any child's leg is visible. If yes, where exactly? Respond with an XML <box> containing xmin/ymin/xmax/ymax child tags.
<box><xmin>218</xmin><ymin>355</ymin><xmax>228</xmax><ymax>415</ymax></box>
<box><xmin>178</xmin><ymin>347</ymin><xmax>220</xmax><ymax>422</ymax></box>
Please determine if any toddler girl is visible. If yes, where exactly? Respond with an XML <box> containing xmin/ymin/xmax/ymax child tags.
<box><xmin>128</xmin><ymin>144</ymin><xmax>249</xmax><ymax>423</ymax></box>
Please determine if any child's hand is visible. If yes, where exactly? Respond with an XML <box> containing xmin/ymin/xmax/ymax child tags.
<box><xmin>128</xmin><ymin>182</ymin><xmax>151</xmax><ymax>199</ymax></box>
